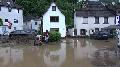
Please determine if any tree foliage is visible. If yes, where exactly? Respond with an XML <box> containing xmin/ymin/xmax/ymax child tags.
<box><xmin>16</xmin><ymin>0</ymin><xmax>119</xmax><ymax>27</ymax></box>
<box><xmin>16</xmin><ymin>0</ymin><xmax>80</xmax><ymax>27</ymax></box>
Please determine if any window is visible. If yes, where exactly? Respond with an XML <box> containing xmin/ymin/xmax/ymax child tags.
<box><xmin>50</xmin><ymin>16</ymin><xmax>59</xmax><ymax>22</ymax></box>
<box><xmin>104</xmin><ymin>17</ymin><xmax>108</xmax><ymax>24</ymax></box>
<box><xmin>35</xmin><ymin>22</ymin><xmax>37</xmax><ymax>25</ymax></box>
<box><xmin>95</xmin><ymin>17</ymin><xmax>99</xmax><ymax>24</ymax></box>
<box><xmin>5</xmin><ymin>19</ymin><xmax>8</xmax><ymax>22</ymax></box>
<box><xmin>8</xmin><ymin>7</ymin><xmax>12</xmax><ymax>12</ymax></box>
<box><xmin>95</xmin><ymin>28</ymin><xmax>99</xmax><ymax>32</ymax></box>
<box><xmin>83</xmin><ymin>17</ymin><xmax>88</xmax><ymax>24</ymax></box>
<box><xmin>50</xmin><ymin>28</ymin><xmax>59</xmax><ymax>32</ymax></box>
<box><xmin>52</xmin><ymin>6</ymin><xmax>56</xmax><ymax>11</ymax></box>
<box><xmin>14</xmin><ymin>27</ymin><xmax>16</xmax><ymax>30</ymax></box>
<box><xmin>0</xmin><ymin>7</ymin><xmax>1</xmax><ymax>11</ymax></box>
<box><xmin>18</xmin><ymin>9</ymin><xmax>19</xmax><ymax>13</ymax></box>
<box><xmin>92</xmin><ymin>30</ymin><xmax>94</xmax><ymax>32</ymax></box>
<box><xmin>14</xmin><ymin>19</ymin><xmax>18</xmax><ymax>23</ymax></box>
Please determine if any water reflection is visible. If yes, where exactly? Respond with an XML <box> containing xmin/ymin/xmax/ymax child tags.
<box><xmin>0</xmin><ymin>38</ymin><xmax>118</xmax><ymax>67</ymax></box>
<box><xmin>0</xmin><ymin>47</ymin><xmax>23</xmax><ymax>65</ymax></box>
<box><xmin>73</xmin><ymin>39</ymin><xmax>97</xmax><ymax>59</ymax></box>
<box><xmin>43</xmin><ymin>43</ymin><xmax>66</xmax><ymax>67</ymax></box>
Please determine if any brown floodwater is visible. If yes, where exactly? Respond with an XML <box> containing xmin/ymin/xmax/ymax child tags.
<box><xmin>0</xmin><ymin>38</ymin><xmax>119</xmax><ymax>67</ymax></box>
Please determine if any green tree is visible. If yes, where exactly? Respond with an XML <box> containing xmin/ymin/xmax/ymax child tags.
<box><xmin>16</xmin><ymin>0</ymin><xmax>80</xmax><ymax>27</ymax></box>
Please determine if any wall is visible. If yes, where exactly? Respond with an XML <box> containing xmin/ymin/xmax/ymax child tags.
<box><xmin>0</xmin><ymin>6</ymin><xmax>23</xmax><ymax>34</ymax></box>
<box><xmin>74</xmin><ymin>16</ymin><xmax>115</xmax><ymax>36</ymax></box>
<box><xmin>43</xmin><ymin>3</ymin><xmax>66</xmax><ymax>37</ymax></box>
<box><xmin>0</xmin><ymin>26</ymin><xmax>9</xmax><ymax>35</ymax></box>
<box><xmin>31</xmin><ymin>20</ymin><xmax>41</xmax><ymax>31</ymax></box>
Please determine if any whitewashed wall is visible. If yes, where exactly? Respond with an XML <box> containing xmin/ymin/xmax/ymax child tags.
<box><xmin>43</xmin><ymin>3</ymin><xmax>66</xmax><ymax>37</ymax></box>
<box><xmin>31</xmin><ymin>20</ymin><xmax>41</xmax><ymax>31</ymax></box>
<box><xmin>24</xmin><ymin>20</ymin><xmax>41</xmax><ymax>31</ymax></box>
<box><xmin>74</xmin><ymin>16</ymin><xmax>115</xmax><ymax>36</ymax></box>
<box><xmin>0</xmin><ymin>6</ymin><xmax>23</xmax><ymax>34</ymax></box>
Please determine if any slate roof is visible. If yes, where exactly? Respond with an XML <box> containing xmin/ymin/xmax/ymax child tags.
<box><xmin>76</xmin><ymin>1</ymin><xmax>115</xmax><ymax>17</ymax></box>
<box><xmin>24</xmin><ymin>15</ymin><xmax>41</xmax><ymax>22</ymax></box>
<box><xmin>0</xmin><ymin>0</ymin><xmax>22</xmax><ymax>9</ymax></box>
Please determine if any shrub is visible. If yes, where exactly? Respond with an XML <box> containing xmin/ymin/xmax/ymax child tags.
<box><xmin>49</xmin><ymin>31</ymin><xmax>61</xmax><ymax>42</ymax></box>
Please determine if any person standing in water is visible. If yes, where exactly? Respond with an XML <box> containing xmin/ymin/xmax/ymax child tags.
<box><xmin>45</xmin><ymin>30</ymin><xmax>49</xmax><ymax>44</ymax></box>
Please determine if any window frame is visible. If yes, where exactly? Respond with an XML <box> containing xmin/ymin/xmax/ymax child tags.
<box><xmin>50</xmin><ymin>16</ymin><xmax>59</xmax><ymax>22</ymax></box>
<box><xmin>14</xmin><ymin>19</ymin><xmax>18</xmax><ymax>23</ymax></box>
<box><xmin>35</xmin><ymin>22</ymin><xmax>37</xmax><ymax>25</ymax></box>
<box><xmin>95</xmin><ymin>28</ymin><xmax>99</xmax><ymax>32</ymax></box>
<box><xmin>8</xmin><ymin>7</ymin><xmax>12</xmax><ymax>12</ymax></box>
<box><xmin>103</xmin><ymin>17</ymin><xmax>109</xmax><ymax>24</ymax></box>
<box><xmin>14</xmin><ymin>27</ymin><xmax>16</xmax><ymax>30</ymax></box>
<box><xmin>5</xmin><ymin>19</ymin><xmax>8</xmax><ymax>22</ymax></box>
<box><xmin>0</xmin><ymin>6</ymin><xmax>1</xmax><ymax>11</ymax></box>
<box><xmin>95</xmin><ymin>17</ymin><xmax>99</xmax><ymax>24</ymax></box>
<box><xmin>83</xmin><ymin>17</ymin><xmax>88</xmax><ymax>24</ymax></box>
<box><xmin>50</xmin><ymin>28</ymin><xmax>59</xmax><ymax>32</ymax></box>
<box><xmin>52</xmin><ymin>6</ymin><xmax>56</xmax><ymax>11</ymax></box>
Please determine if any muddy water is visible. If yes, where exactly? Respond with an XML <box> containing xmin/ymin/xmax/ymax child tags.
<box><xmin>0</xmin><ymin>38</ymin><xmax>119</xmax><ymax>67</ymax></box>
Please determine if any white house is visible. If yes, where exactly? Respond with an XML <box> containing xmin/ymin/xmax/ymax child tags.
<box><xmin>43</xmin><ymin>2</ymin><xmax>66</xmax><ymax>37</ymax></box>
<box><xmin>0</xmin><ymin>0</ymin><xmax>23</xmax><ymax>35</ymax></box>
<box><xmin>23</xmin><ymin>16</ymin><xmax>41</xmax><ymax>31</ymax></box>
<box><xmin>73</xmin><ymin>1</ymin><xmax>115</xmax><ymax>36</ymax></box>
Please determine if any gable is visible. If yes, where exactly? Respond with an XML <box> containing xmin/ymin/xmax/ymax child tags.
<box><xmin>43</xmin><ymin>3</ymin><xmax>65</xmax><ymax>18</ymax></box>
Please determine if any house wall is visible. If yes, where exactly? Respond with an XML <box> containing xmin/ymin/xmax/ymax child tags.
<box><xmin>0</xmin><ymin>26</ymin><xmax>9</xmax><ymax>35</ymax></box>
<box><xmin>31</xmin><ymin>20</ymin><xmax>41</xmax><ymax>31</ymax></box>
<box><xmin>74</xmin><ymin>16</ymin><xmax>115</xmax><ymax>36</ymax></box>
<box><xmin>68</xmin><ymin>28</ymin><xmax>75</xmax><ymax>36</ymax></box>
<box><xmin>23</xmin><ymin>20</ymin><xmax>41</xmax><ymax>31</ymax></box>
<box><xmin>43</xmin><ymin>3</ymin><xmax>66</xmax><ymax>37</ymax></box>
<box><xmin>0</xmin><ymin>6</ymin><xmax>23</xmax><ymax>34</ymax></box>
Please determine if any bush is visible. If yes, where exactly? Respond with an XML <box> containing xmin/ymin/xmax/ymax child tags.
<box><xmin>49</xmin><ymin>31</ymin><xmax>61</xmax><ymax>42</ymax></box>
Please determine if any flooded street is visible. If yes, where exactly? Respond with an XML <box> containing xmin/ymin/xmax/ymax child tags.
<box><xmin>0</xmin><ymin>38</ymin><xmax>119</xmax><ymax>67</ymax></box>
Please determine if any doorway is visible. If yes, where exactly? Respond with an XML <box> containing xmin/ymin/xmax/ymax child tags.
<box><xmin>74</xmin><ymin>29</ymin><xmax>77</xmax><ymax>36</ymax></box>
<box><xmin>80</xmin><ymin>29</ymin><xmax>86</xmax><ymax>35</ymax></box>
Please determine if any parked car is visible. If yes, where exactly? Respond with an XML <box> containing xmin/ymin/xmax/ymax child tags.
<box><xmin>92</xmin><ymin>31</ymin><xmax>109</xmax><ymax>40</ymax></box>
